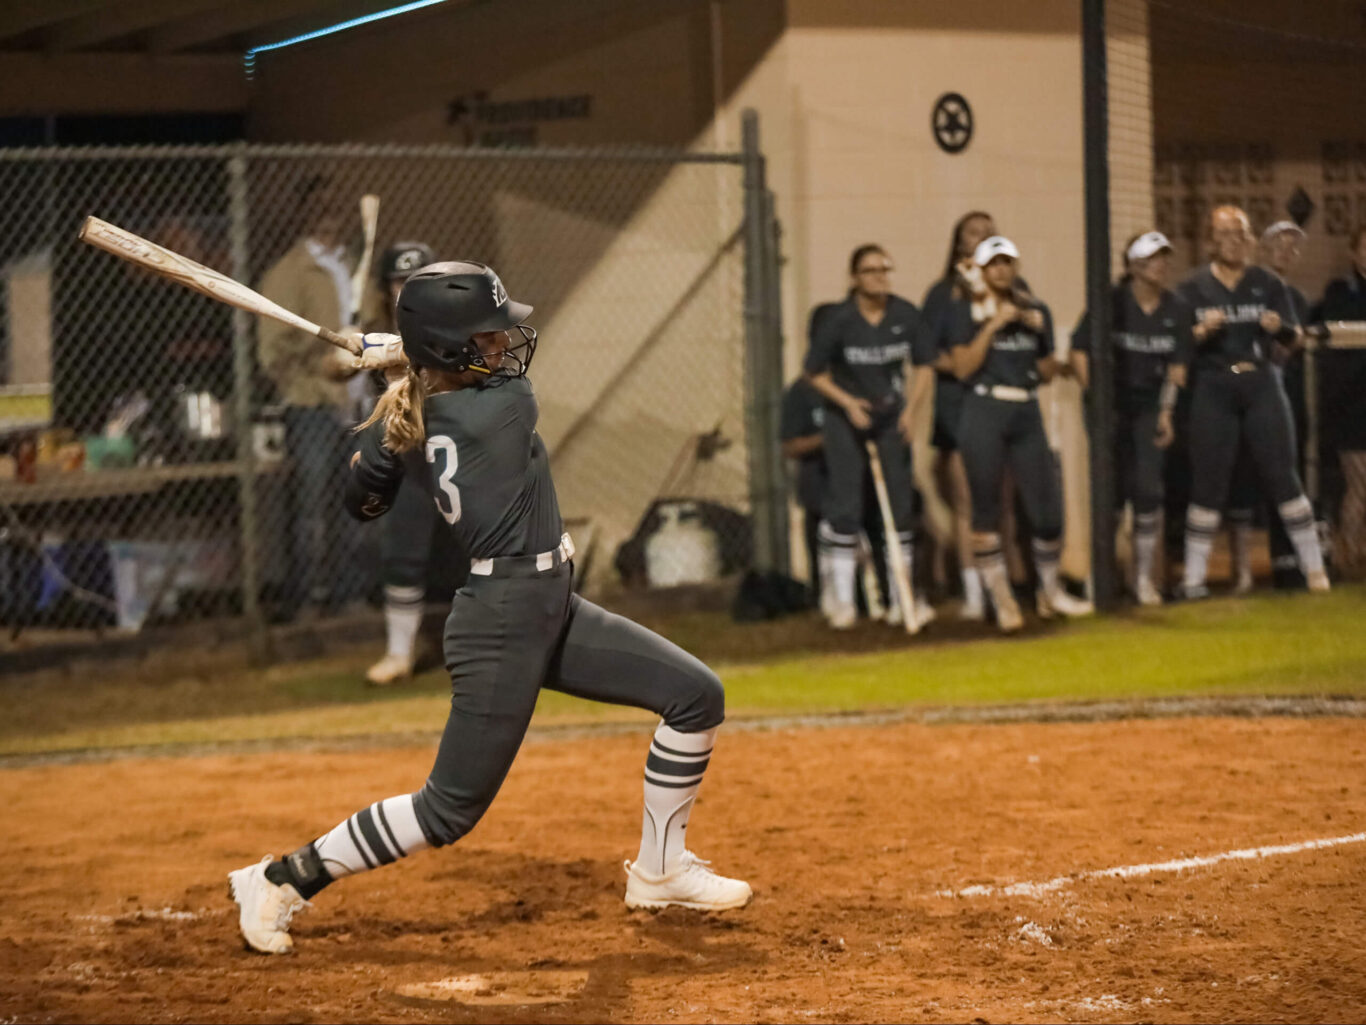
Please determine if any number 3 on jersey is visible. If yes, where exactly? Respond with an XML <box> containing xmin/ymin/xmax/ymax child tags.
<box><xmin>425</xmin><ymin>435</ymin><xmax>461</xmax><ymax>524</ymax></box>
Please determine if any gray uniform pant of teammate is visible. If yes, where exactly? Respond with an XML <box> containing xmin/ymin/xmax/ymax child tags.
<box><xmin>1188</xmin><ymin>368</ymin><xmax>1302</xmax><ymax>510</ymax></box>
<box><xmin>958</xmin><ymin>392</ymin><xmax>1062</xmax><ymax>539</ymax></box>
<box><xmin>822</xmin><ymin>406</ymin><xmax>914</xmax><ymax>535</ymax></box>
<box><xmin>411</xmin><ymin>561</ymin><xmax>724</xmax><ymax>847</ymax></box>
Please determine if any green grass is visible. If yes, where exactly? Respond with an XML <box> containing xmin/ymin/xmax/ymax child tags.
<box><xmin>2</xmin><ymin>587</ymin><xmax>1363</xmax><ymax>756</ymax></box>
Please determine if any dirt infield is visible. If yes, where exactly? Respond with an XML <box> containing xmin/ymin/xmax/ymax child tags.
<box><xmin>4</xmin><ymin>715</ymin><xmax>1365</xmax><ymax>1023</ymax></box>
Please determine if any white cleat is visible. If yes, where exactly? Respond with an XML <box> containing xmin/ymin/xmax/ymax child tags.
<box><xmin>366</xmin><ymin>652</ymin><xmax>415</xmax><ymax>687</ymax></box>
<box><xmin>1233</xmin><ymin>571</ymin><xmax>1254</xmax><ymax>596</ymax></box>
<box><xmin>1037</xmin><ymin>589</ymin><xmax>1095</xmax><ymax>619</ymax></box>
<box><xmin>825</xmin><ymin>603</ymin><xmax>857</xmax><ymax>630</ymax></box>
<box><xmin>1134</xmin><ymin>577</ymin><xmax>1164</xmax><ymax>607</ymax></box>
<box><xmin>992</xmin><ymin>592</ymin><xmax>1024</xmax><ymax>634</ymax></box>
<box><xmin>624</xmin><ymin>851</ymin><xmax>752</xmax><ymax>911</ymax></box>
<box><xmin>958</xmin><ymin>596</ymin><xmax>986</xmax><ymax>622</ymax></box>
<box><xmin>1307</xmin><ymin>569</ymin><xmax>1331</xmax><ymax>593</ymax></box>
<box><xmin>228</xmin><ymin>856</ymin><xmax>307</xmax><ymax>954</ymax></box>
<box><xmin>884</xmin><ymin>599</ymin><xmax>936</xmax><ymax>631</ymax></box>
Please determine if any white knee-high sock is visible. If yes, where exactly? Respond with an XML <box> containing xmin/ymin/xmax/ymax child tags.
<box><xmin>384</xmin><ymin>584</ymin><xmax>424</xmax><ymax>660</ymax></box>
<box><xmin>312</xmin><ymin>794</ymin><xmax>431</xmax><ymax>881</ymax></box>
<box><xmin>1032</xmin><ymin>537</ymin><xmax>1063</xmax><ymax>598</ymax></box>
<box><xmin>883</xmin><ymin>530</ymin><xmax>914</xmax><ymax>614</ymax></box>
<box><xmin>269</xmin><ymin>793</ymin><xmax>432</xmax><ymax>899</ymax></box>
<box><xmin>974</xmin><ymin>533</ymin><xmax>1013</xmax><ymax>609</ymax></box>
<box><xmin>1184</xmin><ymin>505</ymin><xmax>1220</xmax><ymax>588</ymax></box>
<box><xmin>818</xmin><ymin>522</ymin><xmax>858</xmax><ymax>613</ymax></box>
<box><xmin>636</xmin><ymin>723</ymin><xmax>716</xmax><ymax>877</ymax></box>
<box><xmin>961</xmin><ymin>567</ymin><xmax>984</xmax><ymax>610</ymax></box>
<box><xmin>1133</xmin><ymin>510</ymin><xmax>1160</xmax><ymax>587</ymax></box>
<box><xmin>1279</xmin><ymin>495</ymin><xmax>1325</xmax><ymax>575</ymax></box>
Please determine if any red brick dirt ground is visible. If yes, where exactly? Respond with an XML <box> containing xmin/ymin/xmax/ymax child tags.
<box><xmin>2</xmin><ymin>716</ymin><xmax>1364</xmax><ymax>1024</ymax></box>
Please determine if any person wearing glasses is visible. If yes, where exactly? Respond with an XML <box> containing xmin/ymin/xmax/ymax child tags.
<box><xmin>803</xmin><ymin>244</ymin><xmax>935</xmax><ymax>630</ymax></box>
<box><xmin>1173</xmin><ymin>205</ymin><xmax>1328</xmax><ymax>598</ymax></box>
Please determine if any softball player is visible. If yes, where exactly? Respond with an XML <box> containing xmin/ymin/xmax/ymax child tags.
<box><xmin>360</xmin><ymin>241</ymin><xmax>456</xmax><ymax>686</ymax></box>
<box><xmin>1318</xmin><ymin>225</ymin><xmax>1366</xmax><ymax>572</ymax></box>
<box><xmin>948</xmin><ymin>236</ymin><xmax>1094</xmax><ymax>631</ymax></box>
<box><xmin>1071</xmin><ymin>231</ymin><xmax>1190</xmax><ymax>605</ymax></box>
<box><xmin>913</xmin><ymin>212</ymin><xmax>995</xmax><ymax>619</ymax></box>
<box><xmin>804</xmin><ymin>244</ymin><xmax>935</xmax><ymax>630</ymax></box>
<box><xmin>229</xmin><ymin>262</ymin><xmax>750</xmax><ymax>954</ymax></box>
<box><xmin>1173</xmin><ymin>206</ymin><xmax>1328</xmax><ymax>597</ymax></box>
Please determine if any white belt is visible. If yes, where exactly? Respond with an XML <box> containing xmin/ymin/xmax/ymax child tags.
<box><xmin>974</xmin><ymin>384</ymin><xmax>1034</xmax><ymax>402</ymax></box>
<box><xmin>469</xmin><ymin>532</ymin><xmax>575</xmax><ymax>577</ymax></box>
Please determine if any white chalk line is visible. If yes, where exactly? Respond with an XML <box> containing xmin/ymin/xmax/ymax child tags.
<box><xmin>939</xmin><ymin>830</ymin><xmax>1366</xmax><ymax>899</ymax></box>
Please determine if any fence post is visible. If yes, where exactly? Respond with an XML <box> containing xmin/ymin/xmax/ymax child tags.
<box><xmin>761</xmin><ymin>187</ymin><xmax>790</xmax><ymax>575</ymax></box>
<box><xmin>741</xmin><ymin>109</ymin><xmax>787</xmax><ymax>575</ymax></box>
<box><xmin>1083</xmin><ymin>0</ymin><xmax>1118</xmax><ymax>609</ymax></box>
<box><xmin>227</xmin><ymin>150</ymin><xmax>269</xmax><ymax>660</ymax></box>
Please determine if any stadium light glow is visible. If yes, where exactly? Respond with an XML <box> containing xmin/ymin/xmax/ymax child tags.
<box><xmin>244</xmin><ymin>0</ymin><xmax>449</xmax><ymax>77</ymax></box>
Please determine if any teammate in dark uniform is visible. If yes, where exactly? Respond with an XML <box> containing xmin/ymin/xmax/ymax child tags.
<box><xmin>948</xmin><ymin>236</ymin><xmax>1094</xmax><ymax>631</ymax></box>
<box><xmin>360</xmin><ymin>241</ymin><xmax>456</xmax><ymax>685</ymax></box>
<box><xmin>1318</xmin><ymin>225</ymin><xmax>1366</xmax><ymax>573</ymax></box>
<box><xmin>913</xmin><ymin>211</ymin><xmax>997</xmax><ymax>620</ymax></box>
<box><xmin>1173</xmin><ymin>206</ymin><xmax>1328</xmax><ymax>597</ymax></box>
<box><xmin>228</xmin><ymin>262</ymin><xmax>751</xmax><ymax>954</ymax></box>
<box><xmin>1224</xmin><ymin>221</ymin><xmax>1313</xmax><ymax>592</ymax></box>
<box><xmin>1071</xmin><ymin>231</ymin><xmax>1190</xmax><ymax>605</ymax></box>
<box><xmin>804</xmin><ymin>244</ymin><xmax>935</xmax><ymax>630</ymax></box>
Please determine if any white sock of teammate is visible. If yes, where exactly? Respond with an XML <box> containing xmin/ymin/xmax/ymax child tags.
<box><xmin>636</xmin><ymin>723</ymin><xmax>716</xmax><ymax>877</ymax></box>
<box><xmin>961</xmin><ymin>566</ymin><xmax>984</xmax><ymax>613</ymax></box>
<box><xmin>1184</xmin><ymin>505</ymin><xmax>1220</xmax><ymax>589</ymax></box>
<box><xmin>817</xmin><ymin>522</ymin><xmax>858</xmax><ymax>619</ymax></box>
<box><xmin>883</xmin><ymin>530</ymin><xmax>914</xmax><ymax>616</ymax></box>
<box><xmin>384</xmin><ymin>584</ymin><xmax>424</xmax><ymax>661</ymax></box>
<box><xmin>1032</xmin><ymin>537</ymin><xmax>1063</xmax><ymax>598</ymax></box>
<box><xmin>1278</xmin><ymin>495</ymin><xmax>1325</xmax><ymax>575</ymax></box>
<box><xmin>974</xmin><ymin>533</ymin><xmax>1013</xmax><ymax>609</ymax></box>
<box><xmin>1134</xmin><ymin>510</ymin><xmax>1160</xmax><ymax>588</ymax></box>
<box><xmin>266</xmin><ymin>794</ymin><xmax>431</xmax><ymax>899</ymax></box>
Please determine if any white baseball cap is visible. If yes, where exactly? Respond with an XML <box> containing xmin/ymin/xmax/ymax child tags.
<box><xmin>973</xmin><ymin>235</ymin><xmax>1020</xmax><ymax>266</ymax></box>
<box><xmin>1126</xmin><ymin>231</ymin><xmax>1173</xmax><ymax>262</ymax></box>
<box><xmin>1261</xmin><ymin>220</ymin><xmax>1307</xmax><ymax>243</ymax></box>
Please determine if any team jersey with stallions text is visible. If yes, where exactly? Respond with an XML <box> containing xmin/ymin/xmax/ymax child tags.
<box><xmin>1175</xmin><ymin>264</ymin><xmax>1297</xmax><ymax>374</ymax></box>
<box><xmin>346</xmin><ymin>376</ymin><xmax>563</xmax><ymax>559</ymax></box>
<box><xmin>947</xmin><ymin>300</ymin><xmax>1056</xmax><ymax>391</ymax></box>
<box><xmin>803</xmin><ymin>295</ymin><xmax>930</xmax><ymax>403</ymax></box>
<box><xmin>1072</xmin><ymin>285</ymin><xmax>1192</xmax><ymax>403</ymax></box>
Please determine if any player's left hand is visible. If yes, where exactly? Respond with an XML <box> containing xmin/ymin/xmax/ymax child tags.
<box><xmin>1021</xmin><ymin>308</ymin><xmax>1046</xmax><ymax>333</ymax></box>
<box><xmin>354</xmin><ymin>332</ymin><xmax>408</xmax><ymax>372</ymax></box>
<box><xmin>1259</xmin><ymin>310</ymin><xmax>1283</xmax><ymax>335</ymax></box>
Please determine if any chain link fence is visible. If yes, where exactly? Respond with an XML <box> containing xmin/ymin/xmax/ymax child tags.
<box><xmin>0</xmin><ymin>138</ymin><xmax>783</xmax><ymax>651</ymax></box>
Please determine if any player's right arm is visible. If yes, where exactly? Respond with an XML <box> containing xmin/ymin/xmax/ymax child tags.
<box><xmin>803</xmin><ymin>309</ymin><xmax>872</xmax><ymax>430</ymax></box>
<box><xmin>344</xmin><ymin>420</ymin><xmax>407</xmax><ymax>521</ymax></box>
<box><xmin>951</xmin><ymin>301</ymin><xmax>1016</xmax><ymax>380</ymax></box>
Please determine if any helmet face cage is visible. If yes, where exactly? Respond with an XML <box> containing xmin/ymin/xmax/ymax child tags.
<box><xmin>469</xmin><ymin>324</ymin><xmax>537</xmax><ymax>386</ymax></box>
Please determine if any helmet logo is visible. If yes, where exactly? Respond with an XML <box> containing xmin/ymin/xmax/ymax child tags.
<box><xmin>491</xmin><ymin>275</ymin><xmax>508</xmax><ymax>308</ymax></box>
<box><xmin>395</xmin><ymin>249</ymin><xmax>424</xmax><ymax>272</ymax></box>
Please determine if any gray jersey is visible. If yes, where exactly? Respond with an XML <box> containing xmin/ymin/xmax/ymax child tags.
<box><xmin>346</xmin><ymin>377</ymin><xmax>563</xmax><ymax>559</ymax></box>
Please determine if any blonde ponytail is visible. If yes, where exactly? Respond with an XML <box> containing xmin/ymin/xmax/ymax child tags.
<box><xmin>357</xmin><ymin>367</ymin><xmax>427</xmax><ymax>453</ymax></box>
